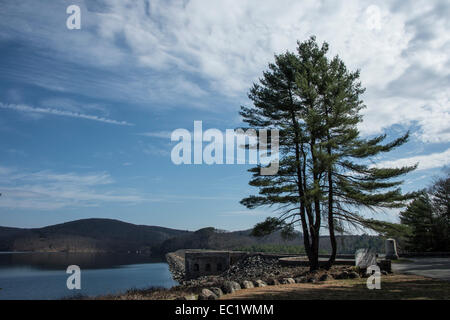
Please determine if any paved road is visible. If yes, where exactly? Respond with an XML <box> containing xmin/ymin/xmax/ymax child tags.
<box><xmin>392</xmin><ymin>257</ymin><xmax>450</xmax><ymax>281</ymax></box>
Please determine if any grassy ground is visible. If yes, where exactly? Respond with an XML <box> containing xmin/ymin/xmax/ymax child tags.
<box><xmin>91</xmin><ymin>286</ymin><xmax>198</xmax><ymax>300</ymax></box>
<box><xmin>220</xmin><ymin>274</ymin><xmax>450</xmax><ymax>300</ymax></box>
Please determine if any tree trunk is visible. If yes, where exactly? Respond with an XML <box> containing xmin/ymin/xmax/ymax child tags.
<box><xmin>309</xmin><ymin>231</ymin><xmax>320</xmax><ymax>271</ymax></box>
<box><xmin>324</xmin><ymin>106</ymin><xmax>336</xmax><ymax>270</ymax></box>
<box><xmin>288</xmin><ymin>85</ymin><xmax>318</xmax><ymax>271</ymax></box>
<box><xmin>325</xmin><ymin>157</ymin><xmax>336</xmax><ymax>269</ymax></box>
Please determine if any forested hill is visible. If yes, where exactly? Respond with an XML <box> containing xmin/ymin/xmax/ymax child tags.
<box><xmin>0</xmin><ymin>219</ymin><xmax>384</xmax><ymax>255</ymax></box>
<box><xmin>0</xmin><ymin>218</ymin><xmax>190</xmax><ymax>254</ymax></box>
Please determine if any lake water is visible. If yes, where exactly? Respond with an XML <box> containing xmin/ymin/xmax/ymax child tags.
<box><xmin>0</xmin><ymin>252</ymin><xmax>178</xmax><ymax>300</ymax></box>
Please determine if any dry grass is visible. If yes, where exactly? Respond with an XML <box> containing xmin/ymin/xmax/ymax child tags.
<box><xmin>83</xmin><ymin>286</ymin><xmax>200</xmax><ymax>300</ymax></box>
<box><xmin>220</xmin><ymin>274</ymin><xmax>450</xmax><ymax>300</ymax></box>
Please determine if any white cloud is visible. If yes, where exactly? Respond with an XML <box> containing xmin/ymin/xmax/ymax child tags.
<box><xmin>360</xmin><ymin>91</ymin><xmax>450</xmax><ymax>143</ymax></box>
<box><xmin>0</xmin><ymin>165</ymin><xmax>231</xmax><ymax>210</ymax></box>
<box><xmin>99</xmin><ymin>0</ymin><xmax>449</xmax><ymax>141</ymax></box>
<box><xmin>0</xmin><ymin>102</ymin><xmax>133</xmax><ymax>126</ymax></box>
<box><xmin>375</xmin><ymin>148</ymin><xmax>450</xmax><ymax>171</ymax></box>
<box><xmin>40</xmin><ymin>97</ymin><xmax>110</xmax><ymax>115</ymax></box>
<box><xmin>0</xmin><ymin>0</ymin><xmax>448</xmax><ymax>140</ymax></box>
<box><xmin>0</xmin><ymin>166</ymin><xmax>144</xmax><ymax>210</ymax></box>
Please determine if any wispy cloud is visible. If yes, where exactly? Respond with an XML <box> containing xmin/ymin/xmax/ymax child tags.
<box><xmin>0</xmin><ymin>166</ymin><xmax>144</xmax><ymax>210</ymax></box>
<box><xmin>375</xmin><ymin>148</ymin><xmax>450</xmax><ymax>171</ymax></box>
<box><xmin>0</xmin><ymin>102</ymin><xmax>133</xmax><ymax>126</ymax></box>
<box><xmin>1</xmin><ymin>0</ymin><xmax>448</xmax><ymax>141</ymax></box>
<box><xmin>0</xmin><ymin>164</ymin><xmax>240</xmax><ymax>210</ymax></box>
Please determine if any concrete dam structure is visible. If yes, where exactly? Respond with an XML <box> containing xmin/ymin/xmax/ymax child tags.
<box><xmin>184</xmin><ymin>250</ymin><xmax>248</xmax><ymax>279</ymax></box>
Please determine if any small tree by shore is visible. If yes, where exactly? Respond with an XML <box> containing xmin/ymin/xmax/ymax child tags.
<box><xmin>240</xmin><ymin>37</ymin><xmax>417</xmax><ymax>271</ymax></box>
<box><xmin>400</xmin><ymin>171</ymin><xmax>450</xmax><ymax>252</ymax></box>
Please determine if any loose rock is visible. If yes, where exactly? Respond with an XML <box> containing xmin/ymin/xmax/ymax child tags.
<box><xmin>267</xmin><ymin>278</ymin><xmax>280</xmax><ymax>286</ymax></box>
<box><xmin>319</xmin><ymin>274</ymin><xmax>333</xmax><ymax>282</ymax></box>
<box><xmin>281</xmin><ymin>278</ymin><xmax>295</xmax><ymax>284</ymax></box>
<box><xmin>294</xmin><ymin>277</ymin><xmax>307</xmax><ymax>283</ymax></box>
<box><xmin>241</xmin><ymin>280</ymin><xmax>254</xmax><ymax>289</ymax></box>
<box><xmin>222</xmin><ymin>281</ymin><xmax>241</xmax><ymax>294</ymax></box>
<box><xmin>254</xmin><ymin>280</ymin><xmax>267</xmax><ymax>287</ymax></box>
<box><xmin>198</xmin><ymin>288</ymin><xmax>217</xmax><ymax>300</ymax></box>
<box><xmin>210</xmin><ymin>287</ymin><xmax>223</xmax><ymax>298</ymax></box>
<box><xmin>307</xmin><ymin>277</ymin><xmax>317</xmax><ymax>283</ymax></box>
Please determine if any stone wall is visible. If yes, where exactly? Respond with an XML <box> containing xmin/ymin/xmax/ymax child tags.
<box><xmin>184</xmin><ymin>250</ymin><xmax>299</xmax><ymax>279</ymax></box>
<box><xmin>185</xmin><ymin>250</ymin><xmax>232</xmax><ymax>279</ymax></box>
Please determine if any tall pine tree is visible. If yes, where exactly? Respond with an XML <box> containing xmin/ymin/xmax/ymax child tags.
<box><xmin>240</xmin><ymin>37</ymin><xmax>417</xmax><ymax>270</ymax></box>
<box><xmin>400</xmin><ymin>194</ymin><xmax>435</xmax><ymax>251</ymax></box>
<box><xmin>400</xmin><ymin>172</ymin><xmax>450</xmax><ymax>252</ymax></box>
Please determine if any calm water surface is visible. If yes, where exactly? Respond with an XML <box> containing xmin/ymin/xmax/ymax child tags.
<box><xmin>0</xmin><ymin>252</ymin><xmax>177</xmax><ymax>300</ymax></box>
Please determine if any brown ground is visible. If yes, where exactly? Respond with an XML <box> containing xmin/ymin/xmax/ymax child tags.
<box><xmin>220</xmin><ymin>274</ymin><xmax>450</xmax><ymax>300</ymax></box>
<box><xmin>89</xmin><ymin>273</ymin><xmax>450</xmax><ymax>300</ymax></box>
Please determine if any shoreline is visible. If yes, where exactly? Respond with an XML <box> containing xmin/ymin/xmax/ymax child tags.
<box><xmin>165</xmin><ymin>250</ymin><xmax>186</xmax><ymax>282</ymax></box>
<box><xmin>84</xmin><ymin>253</ymin><xmax>450</xmax><ymax>300</ymax></box>
<box><xmin>88</xmin><ymin>253</ymin><xmax>363</xmax><ymax>300</ymax></box>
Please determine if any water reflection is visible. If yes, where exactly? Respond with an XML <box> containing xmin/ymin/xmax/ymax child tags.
<box><xmin>0</xmin><ymin>252</ymin><xmax>164</xmax><ymax>270</ymax></box>
<box><xmin>0</xmin><ymin>252</ymin><xmax>177</xmax><ymax>300</ymax></box>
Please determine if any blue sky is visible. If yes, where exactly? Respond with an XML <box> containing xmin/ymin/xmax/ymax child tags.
<box><xmin>0</xmin><ymin>0</ymin><xmax>448</xmax><ymax>231</ymax></box>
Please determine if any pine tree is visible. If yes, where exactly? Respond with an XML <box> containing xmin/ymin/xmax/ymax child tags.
<box><xmin>400</xmin><ymin>194</ymin><xmax>435</xmax><ymax>251</ymax></box>
<box><xmin>400</xmin><ymin>172</ymin><xmax>450</xmax><ymax>252</ymax></box>
<box><xmin>430</xmin><ymin>172</ymin><xmax>450</xmax><ymax>250</ymax></box>
<box><xmin>240</xmin><ymin>37</ymin><xmax>417</xmax><ymax>270</ymax></box>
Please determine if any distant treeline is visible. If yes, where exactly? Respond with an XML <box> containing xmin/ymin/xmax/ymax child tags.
<box><xmin>0</xmin><ymin>218</ymin><xmax>386</xmax><ymax>256</ymax></box>
<box><xmin>234</xmin><ymin>244</ymin><xmax>307</xmax><ymax>254</ymax></box>
<box><xmin>332</xmin><ymin>234</ymin><xmax>385</xmax><ymax>254</ymax></box>
<box><xmin>233</xmin><ymin>236</ymin><xmax>385</xmax><ymax>255</ymax></box>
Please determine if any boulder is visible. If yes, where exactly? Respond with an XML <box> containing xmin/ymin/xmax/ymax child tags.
<box><xmin>222</xmin><ymin>281</ymin><xmax>241</xmax><ymax>294</ymax></box>
<box><xmin>281</xmin><ymin>278</ymin><xmax>295</xmax><ymax>284</ymax></box>
<box><xmin>385</xmin><ymin>238</ymin><xmax>399</xmax><ymax>260</ymax></box>
<box><xmin>198</xmin><ymin>288</ymin><xmax>217</xmax><ymax>300</ymax></box>
<box><xmin>294</xmin><ymin>277</ymin><xmax>307</xmax><ymax>283</ymax></box>
<box><xmin>307</xmin><ymin>277</ymin><xmax>317</xmax><ymax>283</ymax></box>
<box><xmin>254</xmin><ymin>280</ymin><xmax>267</xmax><ymax>287</ymax></box>
<box><xmin>210</xmin><ymin>287</ymin><xmax>223</xmax><ymax>298</ymax></box>
<box><xmin>355</xmin><ymin>248</ymin><xmax>377</xmax><ymax>268</ymax></box>
<box><xmin>319</xmin><ymin>274</ymin><xmax>333</xmax><ymax>282</ymax></box>
<box><xmin>241</xmin><ymin>280</ymin><xmax>254</xmax><ymax>289</ymax></box>
<box><xmin>267</xmin><ymin>278</ymin><xmax>280</xmax><ymax>286</ymax></box>
<box><xmin>378</xmin><ymin>259</ymin><xmax>392</xmax><ymax>273</ymax></box>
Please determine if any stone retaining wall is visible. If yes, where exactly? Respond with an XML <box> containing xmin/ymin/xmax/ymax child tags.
<box><xmin>184</xmin><ymin>250</ymin><xmax>296</xmax><ymax>279</ymax></box>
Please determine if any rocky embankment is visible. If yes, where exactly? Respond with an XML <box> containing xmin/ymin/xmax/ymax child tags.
<box><xmin>90</xmin><ymin>253</ymin><xmax>383</xmax><ymax>300</ymax></box>
<box><xmin>165</xmin><ymin>250</ymin><xmax>186</xmax><ymax>282</ymax></box>
<box><xmin>164</xmin><ymin>253</ymin><xmax>372</xmax><ymax>300</ymax></box>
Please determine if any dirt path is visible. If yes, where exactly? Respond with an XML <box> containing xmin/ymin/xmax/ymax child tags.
<box><xmin>220</xmin><ymin>274</ymin><xmax>450</xmax><ymax>300</ymax></box>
